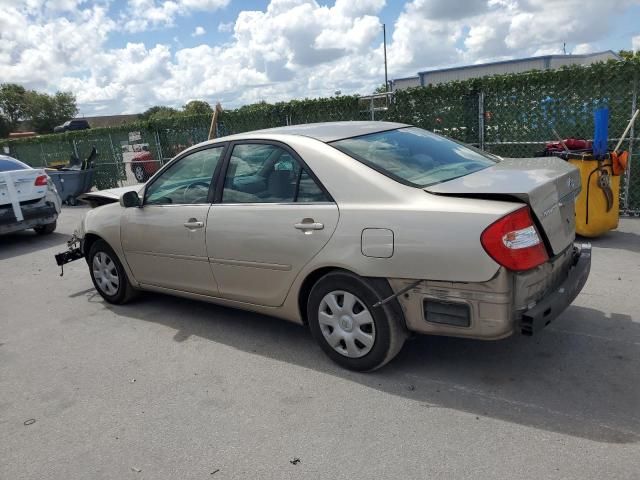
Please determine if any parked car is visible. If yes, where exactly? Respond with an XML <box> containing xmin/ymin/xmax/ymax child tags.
<box><xmin>0</xmin><ymin>155</ymin><xmax>61</xmax><ymax>235</ymax></box>
<box><xmin>53</xmin><ymin>119</ymin><xmax>91</xmax><ymax>133</ymax></box>
<box><xmin>130</xmin><ymin>150</ymin><xmax>161</xmax><ymax>182</ymax></box>
<box><xmin>59</xmin><ymin>121</ymin><xmax>590</xmax><ymax>371</ymax></box>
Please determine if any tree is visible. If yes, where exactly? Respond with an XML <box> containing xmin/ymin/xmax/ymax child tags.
<box><xmin>618</xmin><ymin>50</ymin><xmax>640</xmax><ymax>60</ymax></box>
<box><xmin>0</xmin><ymin>115</ymin><xmax>9</xmax><ymax>139</ymax></box>
<box><xmin>139</xmin><ymin>105</ymin><xmax>179</xmax><ymax>120</ymax></box>
<box><xmin>25</xmin><ymin>91</ymin><xmax>78</xmax><ymax>134</ymax></box>
<box><xmin>183</xmin><ymin>100</ymin><xmax>212</xmax><ymax>116</ymax></box>
<box><xmin>0</xmin><ymin>83</ymin><xmax>29</xmax><ymax>128</ymax></box>
<box><xmin>373</xmin><ymin>83</ymin><xmax>389</xmax><ymax>94</ymax></box>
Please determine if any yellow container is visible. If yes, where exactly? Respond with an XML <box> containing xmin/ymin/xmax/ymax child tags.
<box><xmin>569</xmin><ymin>157</ymin><xmax>619</xmax><ymax>237</ymax></box>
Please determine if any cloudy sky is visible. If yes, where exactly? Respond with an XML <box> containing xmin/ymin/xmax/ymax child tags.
<box><xmin>1</xmin><ymin>0</ymin><xmax>639</xmax><ymax>116</ymax></box>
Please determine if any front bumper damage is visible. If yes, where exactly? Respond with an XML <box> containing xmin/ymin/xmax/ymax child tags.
<box><xmin>54</xmin><ymin>232</ymin><xmax>83</xmax><ymax>276</ymax></box>
<box><xmin>388</xmin><ymin>242</ymin><xmax>591</xmax><ymax>340</ymax></box>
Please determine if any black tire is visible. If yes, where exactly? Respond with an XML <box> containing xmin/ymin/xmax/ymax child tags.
<box><xmin>67</xmin><ymin>196</ymin><xmax>77</xmax><ymax>206</ymax></box>
<box><xmin>34</xmin><ymin>221</ymin><xmax>57</xmax><ymax>235</ymax></box>
<box><xmin>307</xmin><ymin>271</ymin><xmax>407</xmax><ymax>372</ymax></box>
<box><xmin>88</xmin><ymin>239</ymin><xmax>137</xmax><ymax>304</ymax></box>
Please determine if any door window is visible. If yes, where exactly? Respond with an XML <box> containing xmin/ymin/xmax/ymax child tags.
<box><xmin>145</xmin><ymin>147</ymin><xmax>224</xmax><ymax>205</ymax></box>
<box><xmin>222</xmin><ymin>143</ymin><xmax>329</xmax><ymax>203</ymax></box>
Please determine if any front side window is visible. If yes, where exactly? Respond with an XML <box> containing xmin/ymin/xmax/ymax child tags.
<box><xmin>145</xmin><ymin>147</ymin><xmax>224</xmax><ymax>205</ymax></box>
<box><xmin>330</xmin><ymin>127</ymin><xmax>497</xmax><ymax>187</ymax></box>
<box><xmin>222</xmin><ymin>143</ymin><xmax>329</xmax><ymax>203</ymax></box>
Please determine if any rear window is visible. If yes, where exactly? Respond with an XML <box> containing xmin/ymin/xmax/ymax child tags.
<box><xmin>330</xmin><ymin>127</ymin><xmax>497</xmax><ymax>187</ymax></box>
<box><xmin>0</xmin><ymin>157</ymin><xmax>30</xmax><ymax>172</ymax></box>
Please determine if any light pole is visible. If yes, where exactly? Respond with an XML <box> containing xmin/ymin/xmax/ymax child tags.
<box><xmin>383</xmin><ymin>23</ymin><xmax>389</xmax><ymax>92</ymax></box>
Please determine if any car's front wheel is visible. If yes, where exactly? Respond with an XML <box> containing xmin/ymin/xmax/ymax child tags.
<box><xmin>88</xmin><ymin>240</ymin><xmax>137</xmax><ymax>304</ymax></box>
<box><xmin>307</xmin><ymin>271</ymin><xmax>407</xmax><ymax>371</ymax></box>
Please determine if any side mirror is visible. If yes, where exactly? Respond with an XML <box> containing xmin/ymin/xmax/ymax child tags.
<box><xmin>120</xmin><ymin>191</ymin><xmax>141</xmax><ymax>208</ymax></box>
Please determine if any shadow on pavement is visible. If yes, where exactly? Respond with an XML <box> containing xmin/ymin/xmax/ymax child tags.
<box><xmin>583</xmin><ymin>229</ymin><xmax>640</xmax><ymax>254</ymax></box>
<box><xmin>95</xmin><ymin>291</ymin><xmax>640</xmax><ymax>445</ymax></box>
<box><xmin>0</xmin><ymin>231</ymin><xmax>69</xmax><ymax>261</ymax></box>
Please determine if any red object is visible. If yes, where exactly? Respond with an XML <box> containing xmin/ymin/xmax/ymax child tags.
<box><xmin>34</xmin><ymin>175</ymin><xmax>48</xmax><ymax>186</ymax></box>
<box><xmin>545</xmin><ymin>138</ymin><xmax>592</xmax><ymax>153</ymax></box>
<box><xmin>130</xmin><ymin>151</ymin><xmax>161</xmax><ymax>181</ymax></box>
<box><xmin>480</xmin><ymin>207</ymin><xmax>548</xmax><ymax>271</ymax></box>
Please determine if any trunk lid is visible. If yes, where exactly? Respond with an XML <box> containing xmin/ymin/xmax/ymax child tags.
<box><xmin>0</xmin><ymin>168</ymin><xmax>48</xmax><ymax>206</ymax></box>
<box><xmin>426</xmin><ymin>157</ymin><xmax>581</xmax><ymax>255</ymax></box>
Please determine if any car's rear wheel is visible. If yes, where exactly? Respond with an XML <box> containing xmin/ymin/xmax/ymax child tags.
<box><xmin>88</xmin><ymin>240</ymin><xmax>137</xmax><ymax>304</ymax></box>
<box><xmin>133</xmin><ymin>165</ymin><xmax>147</xmax><ymax>183</ymax></box>
<box><xmin>307</xmin><ymin>271</ymin><xmax>406</xmax><ymax>371</ymax></box>
<box><xmin>34</xmin><ymin>221</ymin><xmax>56</xmax><ymax>235</ymax></box>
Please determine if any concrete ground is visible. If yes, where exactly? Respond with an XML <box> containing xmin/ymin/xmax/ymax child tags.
<box><xmin>1</xmin><ymin>207</ymin><xmax>639</xmax><ymax>480</ymax></box>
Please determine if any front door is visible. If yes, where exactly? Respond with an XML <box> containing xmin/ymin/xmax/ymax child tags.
<box><xmin>207</xmin><ymin>142</ymin><xmax>339</xmax><ymax>307</ymax></box>
<box><xmin>121</xmin><ymin>145</ymin><xmax>225</xmax><ymax>295</ymax></box>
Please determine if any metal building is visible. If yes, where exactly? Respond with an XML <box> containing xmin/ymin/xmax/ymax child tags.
<box><xmin>392</xmin><ymin>51</ymin><xmax>620</xmax><ymax>90</ymax></box>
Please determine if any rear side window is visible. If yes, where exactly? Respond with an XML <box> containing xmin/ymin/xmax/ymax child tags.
<box><xmin>0</xmin><ymin>157</ymin><xmax>30</xmax><ymax>172</ymax></box>
<box><xmin>222</xmin><ymin>143</ymin><xmax>330</xmax><ymax>203</ymax></box>
<box><xmin>331</xmin><ymin>127</ymin><xmax>496</xmax><ymax>187</ymax></box>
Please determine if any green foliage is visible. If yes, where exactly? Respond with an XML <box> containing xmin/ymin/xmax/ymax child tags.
<box><xmin>0</xmin><ymin>115</ymin><xmax>9</xmax><ymax>139</ymax></box>
<box><xmin>373</xmin><ymin>83</ymin><xmax>389</xmax><ymax>94</ymax></box>
<box><xmin>0</xmin><ymin>85</ymin><xmax>77</xmax><ymax>135</ymax></box>
<box><xmin>0</xmin><ymin>83</ymin><xmax>28</xmax><ymax>128</ymax></box>
<box><xmin>139</xmin><ymin>105</ymin><xmax>179</xmax><ymax>121</ymax></box>
<box><xmin>26</xmin><ymin>91</ymin><xmax>78</xmax><ymax>134</ymax></box>
<box><xmin>183</xmin><ymin>100</ymin><xmax>212</xmax><ymax>116</ymax></box>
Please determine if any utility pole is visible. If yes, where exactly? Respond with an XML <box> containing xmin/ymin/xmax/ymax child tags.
<box><xmin>383</xmin><ymin>23</ymin><xmax>389</xmax><ymax>92</ymax></box>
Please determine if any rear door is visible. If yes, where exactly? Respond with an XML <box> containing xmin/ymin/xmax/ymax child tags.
<box><xmin>121</xmin><ymin>145</ymin><xmax>225</xmax><ymax>295</ymax></box>
<box><xmin>206</xmin><ymin>141</ymin><xmax>339</xmax><ymax>307</ymax></box>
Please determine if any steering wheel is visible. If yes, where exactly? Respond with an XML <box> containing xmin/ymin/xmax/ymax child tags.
<box><xmin>183</xmin><ymin>181</ymin><xmax>210</xmax><ymax>204</ymax></box>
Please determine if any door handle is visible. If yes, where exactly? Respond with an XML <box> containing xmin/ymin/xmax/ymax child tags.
<box><xmin>184</xmin><ymin>218</ymin><xmax>204</xmax><ymax>229</ymax></box>
<box><xmin>294</xmin><ymin>220</ymin><xmax>324</xmax><ymax>231</ymax></box>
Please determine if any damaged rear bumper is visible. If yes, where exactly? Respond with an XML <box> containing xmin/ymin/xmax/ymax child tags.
<box><xmin>0</xmin><ymin>201</ymin><xmax>58</xmax><ymax>235</ymax></box>
<box><xmin>520</xmin><ymin>243</ymin><xmax>591</xmax><ymax>335</ymax></box>
<box><xmin>388</xmin><ymin>242</ymin><xmax>591</xmax><ymax>340</ymax></box>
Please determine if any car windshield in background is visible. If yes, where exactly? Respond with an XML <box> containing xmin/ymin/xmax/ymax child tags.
<box><xmin>330</xmin><ymin>127</ymin><xmax>497</xmax><ymax>187</ymax></box>
<box><xmin>0</xmin><ymin>157</ymin><xmax>29</xmax><ymax>172</ymax></box>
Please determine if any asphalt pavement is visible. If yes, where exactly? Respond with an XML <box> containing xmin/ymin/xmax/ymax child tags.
<box><xmin>1</xmin><ymin>207</ymin><xmax>639</xmax><ymax>479</ymax></box>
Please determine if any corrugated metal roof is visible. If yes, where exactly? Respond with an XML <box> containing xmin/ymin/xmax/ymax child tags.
<box><xmin>416</xmin><ymin>50</ymin><xmax>619</xmax><ymax>76</ymax></box>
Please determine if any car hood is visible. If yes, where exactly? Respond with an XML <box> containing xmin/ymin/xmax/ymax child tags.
<box><xmin>425</xmin><ymin>157</ymin><xmax>581</xmax><ymax>255</ymax></box>
<box><xmin>79</xmin><ymin>185</ymin><xmax>142</xmax><ymax>207</ymax></box>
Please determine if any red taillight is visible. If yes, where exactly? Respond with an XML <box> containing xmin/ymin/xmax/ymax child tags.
<box><xmin>35</xmin><ymin>175</ymin><xmax>48</xmax><ymax>186</ymax></box>
<box><xmin>480</xmin><ymin>207</ymin><xmax>548</xmax><ymax>271</ymax></box>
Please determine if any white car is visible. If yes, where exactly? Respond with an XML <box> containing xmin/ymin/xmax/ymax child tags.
<box><xmin>59</xmin><ymin>122</ymin><xmax>590</xmax><ymax>371</ymax></box>
<box><xmin>0</xmin><ymin>155</ymin><xmax>61</xmax><ymax>235</ymax></box>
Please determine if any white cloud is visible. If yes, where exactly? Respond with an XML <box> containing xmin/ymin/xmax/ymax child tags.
<box><xmin>572</xmin><ymin>43</ymin><xmax>594</xmax><ymax>55</ymax></box>
<box><xmin>218</xmin><ymin>21</ymin><xmax>233</xmax><ymax>32</ymax></box>
<box><xmin>633</xmin><ymin>35</ymin><xmax>640</xmax><ymax>52</ymax></box>
<box><xmin>121</xmin><ymin>0</ymin><xmax>230</xmax><ymax>32</ymax></box>
<box><xmin>2</xmin><ymin>0</ymin><xmax>639</xmax><ymax>117</ymax></box>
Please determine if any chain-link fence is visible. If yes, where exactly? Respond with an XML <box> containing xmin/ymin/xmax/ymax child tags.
<box><xmin>2</xmin><ymin>58</ymin><xmax>639</xmax><ymax>213</ymax></box>
<box><xmin>383</xmin><ymin>59</ymin><xmax>640</xmax><ymax>214</ymax></box>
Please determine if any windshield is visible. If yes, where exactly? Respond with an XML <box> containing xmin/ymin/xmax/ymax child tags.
<box><xmin>0</xmin><ymin>156</ymin><xmax>30</xmax><ymax>172</ymax></box>
<box><xmin>330</xmin><ymin>127</ymin><xmax>497</xmax><ymax>187</ymax></box>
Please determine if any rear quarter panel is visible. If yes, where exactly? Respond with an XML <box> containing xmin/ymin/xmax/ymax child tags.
<box><xmin>281</xmin><ymin>136</ymin><xmax>522</xmax><ymax>283</ymax></box>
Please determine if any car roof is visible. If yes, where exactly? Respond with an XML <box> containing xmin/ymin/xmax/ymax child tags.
<box><xmin>247</xmin><ymin>121</ymin><xmax>409</xmax><ymax>143</ymax></box>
